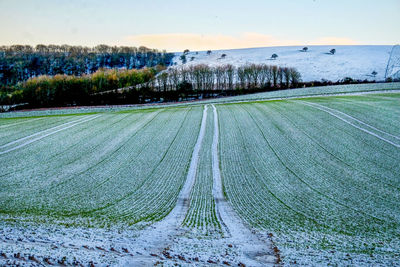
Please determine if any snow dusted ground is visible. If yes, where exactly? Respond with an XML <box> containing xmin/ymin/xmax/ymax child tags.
<box><xmin>172</xmin><ymin>45</ymin><xmax>393</xmax><ymax>82</ymax></box>
<box><xmin>0</xmin><ymin>105</ymin><xmax>277</xmax><ymax>266</ymax></box>
<box><xmin>1</xmin><ymin>88</ymin><xmax>399</xmax><ymax>266</ymax></box>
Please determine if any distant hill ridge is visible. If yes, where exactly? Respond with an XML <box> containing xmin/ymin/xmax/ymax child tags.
<box><xmin>172</xmin><ymin>45</ymin><xmax>393</xmax><ymax>82</ymax></box>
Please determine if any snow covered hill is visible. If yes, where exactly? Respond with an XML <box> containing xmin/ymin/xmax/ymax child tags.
<box><xmin>172</xmin><ymin>45</ymin><xmax>393</xmax><ymax>82</ymax></box>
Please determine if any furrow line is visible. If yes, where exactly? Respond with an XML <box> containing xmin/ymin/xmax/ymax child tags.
<box><xmin>305</xmin><ymin>101</ymin><xmax>400</xmax><ymax>140</ymax></box>
<box><xmin>211</xmin><ymin>104</ymin><xmax>276</xmax><ymax>266</ymax></box>
<box><xmin>270</xmin><ymin>102</ymin><xmax>400</xmax><ymax>193</ymax></box>
<box><xmin>78</xmin><ymin>108</ymin><xmax>190</xmax><ymax>217</ymax></box>
<box><xmin>248</xmin><ymin>103</ymin><xmax>390</xmax><ymax>222</ymax></box>
<box><xmin>0</xmin><ymin>115</ymin><xmax>101</xmax><ymax>155</ymax></box>
<box><xmin>49</xmin><ymin>110</ymin><xmax>162</xmax><ymax>192</ymax></box>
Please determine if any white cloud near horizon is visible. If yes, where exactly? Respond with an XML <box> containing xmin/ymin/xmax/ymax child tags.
<box><xmin>124</xmin><ymin>33</ymin><xmax>359</xmax><ymax>52</ymax></box>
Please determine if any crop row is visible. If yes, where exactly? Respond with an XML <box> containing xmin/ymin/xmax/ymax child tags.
<box><xmin>0</xmin><ymin>106</ymin><xmax>204</xmax><ymax>227</ymax></box>
<box><xmin>0</xmin><ymin>115</ymin><xmax>85</xmax><ymax>147</ymax></box>
<box><xmin>304</xmin><ymin>94</ymin><xmax>400</xmax><ymax>138</ymax></box>
<box><xmin>217</xmin><ymin>95</ymin><xmax>400</xmax><ymax>259</ymax></box>
<box><xmin>183</xmin><ymin>106</ymin><xmax>222</xmax><ymax>236</ymax></box>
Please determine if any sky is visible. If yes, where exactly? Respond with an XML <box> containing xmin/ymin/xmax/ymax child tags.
<box><xmin>0</xmin><ymin>0</ymin><xmax>399</xmax><ymax>52</ymax></box>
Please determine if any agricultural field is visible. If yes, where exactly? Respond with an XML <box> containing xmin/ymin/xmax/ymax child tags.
<box><xmin>0</xmin><ymin>85</ymin><xmax>399</xmax><ymax>266</ymax></box>
<box><xmin>218</xmin><ymin>93</ymin><xmax>400</xmax><ymax>265</ymax></box>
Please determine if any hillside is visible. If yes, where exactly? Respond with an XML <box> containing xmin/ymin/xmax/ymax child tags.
<box><xmin>0</xmin><ymin>85</ymin><xmax>399</xmax><ymax>266</ymax></box>
<box><xmin>172</xmin><ymin>45</ymin><xmax>393</xmax><ymax>82</ymax></box>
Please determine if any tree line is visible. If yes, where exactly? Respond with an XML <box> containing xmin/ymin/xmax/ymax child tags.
<box><xmin>154</xmin><ymin>64</ymin><xmax>301</xmax><ymax>93</ymax></box>
<box><xmin>1</xmin><ymin>63</ymin><xmax>303</xmax><ymax>109</ymax></box>
<box><xmin>0</xmin><ymin>67</ymin><xmax>160</xmax><ymax>108</ymax></box>
<box><xmin>0</xmin><ymin>44</ymin><xmax>174</xmax><ymax>85</ymax></box>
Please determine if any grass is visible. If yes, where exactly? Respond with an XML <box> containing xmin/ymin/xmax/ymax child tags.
<box><xmin>218</xmin><ymin>94</ymin><xmax>400</xmax><ymax>264</ymax></box>
<box><xmin>183</xmin><ymin>106</ymin><xmax>222</xmax><ymax>236</ymax></box>
<box><xmin>0</xmin><ymin>106</ymin><xmax>203</xmax><ymax>227</ymax></box>
<box><xmin>0</xmin><ymin>84</ymin><xmax>399</xmax><ymax>264</ymax></box>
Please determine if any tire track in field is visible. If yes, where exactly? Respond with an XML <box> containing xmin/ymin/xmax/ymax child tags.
<box><xmin>305</xmin><ymin>101</ymin><xmax>400</xmax><ymax>140</ymax></box>
<box><xmin>0</xmin><ymin>115</ymin><xmax>101</xmax><ymax>155</ymax></box>
<box><xmin>0</xmin><ymin>115</ymin><xmax>91</xmax><ymax>149</ymax></box>
<box><xmin>270</xmin><ymin>103</ymin><xmax>400</xmax><ymax>193</ymax></box>
<box><xmin>124</xmin><ymin>105</ymin><xmax>209</xmax><ymax>264</ymax></box>
<box><xmin>248</xmin><ymin>104</ymin><xmax>392</xmax><ymax>222</ymax></box>
<box><xmin>211</xmin><ymin>104</ymin><xmax>276</xmax><ymax>266</ymax></box>
<box><xmin>300</xmin><ymin>101</ymin><xmax>400</xmax><ymax>148</ymax></box>
<box><xmin>0</xmin><ymin>113</ymin><xmax>132</xmax><ymax>179</ymax></box>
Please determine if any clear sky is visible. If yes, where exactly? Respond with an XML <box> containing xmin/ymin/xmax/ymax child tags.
<box><xmin>0</xmin><ymin>0</ymin><xmax>399</xmax><ymax>51</ymax></box>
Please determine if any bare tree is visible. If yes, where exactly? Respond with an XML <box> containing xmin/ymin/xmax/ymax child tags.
<box><xmin>168</xmin><ymin>68</ymin><xmax>180</xmax><ymax>91</ymax></box>
<box><xmin>225</xmin><ymin>64</ymin><xmax>235</xmax><ymax>90</ymax></box>
<box><xmin>180</xmin><ymin>66</ymin><xmax>189</xmax><ymax>83</ymax></box>
<box><xmin>260</xmin><ymin>65</ymin><xmax>271</xmax><ymax>88</ymax></box>
<box><xmin>214</xmin><ymin>66</ymin><xmax>225</xmax><ymax>90</ymax></box>
<box><xmin>157</xmin><ymin>72</ymin><xmax>169</xmax><ymax>92</ymax></box>
<box><xmin>271</xmin><ymin>65</ymin><xmax>279</xmax><ymax>87</ymax></box>
<box><xmin>237</xmin><ymin>66</ymin><xmax>246</xmax><ymax>89</ymax></box>
<box><xmin>278</xmin><ymin>67</ymin><xmax>284</xmax><ymax>87</ymax></box>
<box><xmin>282</xmin><ymin>67</ymin><xmax>291</xmax><ymax>88</ymax></box>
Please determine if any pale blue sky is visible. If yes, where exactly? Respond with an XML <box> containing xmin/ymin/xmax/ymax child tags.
<box><xmin>0</xmin><ymin>0</ymin><xmax>399</xmax><ymax>51</ymax></box>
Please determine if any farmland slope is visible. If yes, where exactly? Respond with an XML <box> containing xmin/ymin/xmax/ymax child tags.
<box><xmin>0</xmin><ymin>88</ymin><xmax>399</xmax><ymax>265</ymax></box>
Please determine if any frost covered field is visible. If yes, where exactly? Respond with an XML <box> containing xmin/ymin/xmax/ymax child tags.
<box><xmin>0</xmin><ymin>84</ymin><xmax>400</xmax><ymax>266</ymax></box>
<box><xmin>173</xmin><ymin>45</ymin><xmax>393</xmax><ymax>82</ymax></box>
